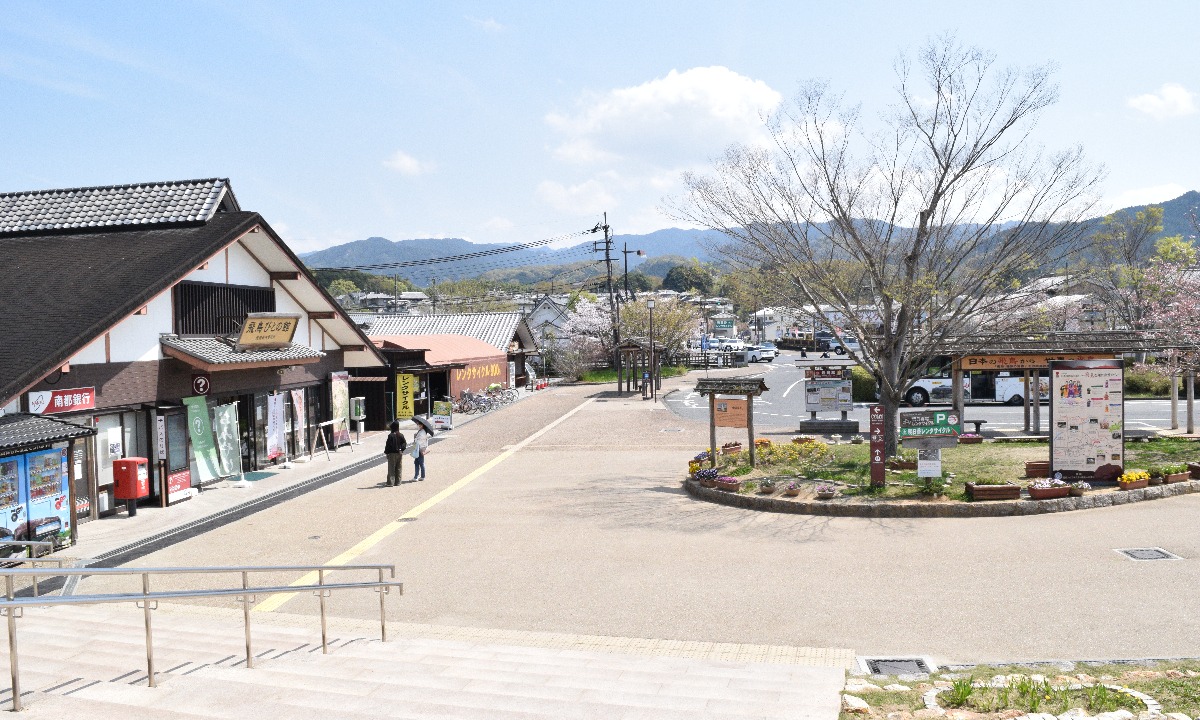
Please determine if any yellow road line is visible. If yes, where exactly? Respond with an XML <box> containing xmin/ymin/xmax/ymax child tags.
<box><xmin>255</xmin><ymin>398</ymin><xmax>595</xmax><ymax>613</ymax></box>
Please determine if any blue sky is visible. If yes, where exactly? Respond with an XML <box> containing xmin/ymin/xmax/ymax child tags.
<box><xmin>1</xmin><ymin>1</ymin><xmax>1196</xmax><ymax>253</ymax></box>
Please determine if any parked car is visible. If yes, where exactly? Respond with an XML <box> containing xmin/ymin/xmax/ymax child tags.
<box><xmin>813</xmin><ymin>331</ymin><xmax>835</xmax><ymax>351</ymax></box>
<box><xmin>832</xmin><ymin>335</ymin><xmax>861</xmax><ymax>355</ymax></box>
<box><xmin>744</xmin><ymin>345</ymin><xmax>776</xmax><ymax>362</ymax></box>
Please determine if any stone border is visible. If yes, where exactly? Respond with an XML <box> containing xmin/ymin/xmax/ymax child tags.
<box><xmin>684</xmin><ymin>478</ymin><xmax>1200</xmax><ymax>518</ymax></box>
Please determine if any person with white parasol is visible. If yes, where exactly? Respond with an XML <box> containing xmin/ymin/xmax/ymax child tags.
<box><xmin>411</xmin><ymin>415</ymin><xmax>434</xmax><ymax>481</ymax></box>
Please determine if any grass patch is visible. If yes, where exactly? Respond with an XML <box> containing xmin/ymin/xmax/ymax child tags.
<box><xmin>705</xmin><ymin>437</ymin><xmax>1200</xmax><ymax>500</ymax></box>
<box><xmin>579</xmin><ymin>365</ymin><xmax>690</xmax><ymax>383</ymax></box>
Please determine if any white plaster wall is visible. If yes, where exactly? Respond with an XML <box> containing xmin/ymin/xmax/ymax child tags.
<box><xmin>182</xmin><ymin>249</ymin><xmax>227</xmax><ymax>284</ymax></box>
<box><xmin>226</xmin><ymin>242</ymin><xmax>271</xmax><ymax>287</ymax></box>
<box><xmin>70</xmin><ymin>335</ymin><xmax>107</xmax><ymax>365</ymax></box>
<box><xmin>106</xmin><ymin>292</ymin><xmax>172</xmax><ymax>362</ymax></box>
<box><xmin>276</xmin><ymin>290</ymin><xmax>311</xmax><ymax>347</ymax></box>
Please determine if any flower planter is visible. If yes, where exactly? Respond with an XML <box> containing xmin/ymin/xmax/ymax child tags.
<box><xmin>816</xmin><ymin>491</ymin><xmax>837</xmax><ymax>500</ymax></box>
<box><xmin>1118</xmin><ymin>479</ymin><xmax>1149</xmax><ymax>491</ymax></box>
<box><xmin>721</xmin><ymin>444</ymin><xmax>742</xmax><ymax>456</ymax></box>
<box><xmin>715</xmin><ymin>480</ymin><xmax>742</xmax><ymax>492</ymax></box>
<box><xmin>758</xmin><ymin>485</ymin><xmax>776</xmax><ymax>495</ymax></box>
<box><xmin>1024</xmin><ymin>460</ymin><xmax>1051</xmax><ymax>478</ymax></box>
<box><xmin>1189</xmin><ymin>462</ymin><xmax>1200</xmax><ymax>479</ymax></box>
<box><xmin>1165</xmin><ymin>471</ymin><xmax>1190</xmax><ymax>484</ymax></box>
<box><xmin>958</xmin><ymin>436</ymin><xmax>983</xmax><ymax>445</ymax></box>
<box><xmin>966</xmin><ymin>482</ymin><xmax>1021</xmax><ymax>501</ymax></box>
<box><xmin>783</xmin><ymin>488</ymin><xmax>801</xmax><ymax>497</ymax></box>
<box><xmin>1069</xmin><ymin>487</ymin><xmax>1086</xmax><ymax>497</ymax></box>
<box><xmin>1027</xmin><ymin>486</ymin><xmax>1070</xmax><ymax>500</ymax></box>
<box><xmin>1148</xmin><ymin>476</ymin><xmax>1164</xmax><ymax>486</ymax></box>
<box><xmin>699</xmin><ymin>479</ymin><xmax>718</xmax><ymax>488</ymax></box>
<box><xmin>886</xmin><ymin>461</ymin><xmax>918</xmax><ymax>471</ymax></box>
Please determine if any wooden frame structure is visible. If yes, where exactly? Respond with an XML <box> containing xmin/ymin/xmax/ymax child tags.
<box><xmin>694</xmin><ymin>377</ymin><xmax>769</xmax><ymax>468</ymax></box>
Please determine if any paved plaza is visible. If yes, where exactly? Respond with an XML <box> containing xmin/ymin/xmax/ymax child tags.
<box><xmin>70</xmin><ymin>375</ymin><xmax>1200</xmax><ymax>667</ymax></box>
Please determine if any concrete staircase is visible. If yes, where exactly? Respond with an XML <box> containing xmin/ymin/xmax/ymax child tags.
<box><xmin>0</xmin><ymin>604</ymin><xmax>846</xmax><ymax>719</ymax></box>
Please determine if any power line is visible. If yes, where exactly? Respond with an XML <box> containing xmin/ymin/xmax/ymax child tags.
<box><xmin>316</xmin><ymin>229</ymin><xmax>592</xmax><ymax>272</ymax></box>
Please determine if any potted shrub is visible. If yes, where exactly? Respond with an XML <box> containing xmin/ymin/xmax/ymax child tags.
<box><xmin>1117</xmin><ymin>470</ymin><xmax>1150</xmax><ymax>491</ymax></box>
<box><xmin>1069</xmin><ymin>481</ymin><xmax>1091</xmax><ymax>497</ymax></box>
<box><xmin>966</xmin><ymin>480</ymin><xmax>1021</xmax><ymax>501</ymax></box>
<box><xmin>754</xmin><ymin>438</ymin><xmax>773</xmax><ymax>450</ymax></box>
<box><xmin>850</xmin><ymin>435</ymin><xmax>865</xmax><ymax>444</ymax></box>
<box><xmin>1147</xmin><ymin>466</ymin><xmax>1166</xmax><ymax>486</ymax></box>
<box><xmin>783</xmin><ymin>481</ymin><xmax>801</xmax><ymax>497</ymax></box>
<box><xmin>1027</xmin><ymin>477</ymin><xmax>1070</xmax><ymax>500</ymax></box>
<box><xmin>815</xmin><ymin>483</ymin><xmax>837</xmax><ymax>500</ymax></box>
<box><xmin>758</xmin><ymin>478</ymin><xmax>777</xmax><ymax>494</ymax></box>
<box><xmin>695</xmin><ymin>468</ymin><xmax>720</xmax><ymax>488</ymax></box>
<box><xmin>958</xmin><ymin>433</ymin><xmax>983</xmax><ymax>445</ymax></box>
<box><xmin>886</xmin><ymin>450</ymin><xmax>917</xmax><ymax>471</ymax></box>
<box><xmin>1164</xmin><ymin>463</ymin><xmax>1190</xmax><ymax>483</ymax></box>
<box><xmin>715</xmin><ymin>476</ymin><xmax>742</xmax><ymax>491</ymax></box>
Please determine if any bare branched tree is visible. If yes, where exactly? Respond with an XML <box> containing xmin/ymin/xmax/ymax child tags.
<box><xmin>667</xmin><ymin>36</ymin><xmax>1104</xmax><ymax>466</ymax></box>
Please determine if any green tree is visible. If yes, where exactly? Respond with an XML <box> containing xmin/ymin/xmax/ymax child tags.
<box><xmin>327</xmin><ymin>279</ymin><xmax>360</xmax><ymax>297</ymax></box>
<box><xmin>1088</xmin><ymin>205</ymin><xmax>1165</xmax><ymax>329</ymax></box>
<box><xmin>618</xmin><ymin>298</ymin><xmax>701</xmax><ymax>356</ymax></box>
<box><xmin>661</xmin><ymin>261</ymin><xmax>714</xmax><ymax>294</ymax></box>
<box><xmin>620</xmin><ymin>271</ymin><xmax>659</xmax><ymax>294</ymax></box>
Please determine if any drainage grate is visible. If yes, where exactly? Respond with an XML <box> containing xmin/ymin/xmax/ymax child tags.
<box><xmin>864</xmin><ymin>658</ymin><xmax>931</xmax><ymax>675</ymax></box>
<box><xmin>1116</xmin><ymin>547</ymin><xmax>1181</xmax><ymax>561</ymax></box>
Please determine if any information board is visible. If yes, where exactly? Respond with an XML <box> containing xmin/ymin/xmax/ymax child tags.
<box><xmin>1049</xmin><ymin>359</ymin><xmax>1124</xmax><ymax>479</ymax></box>
<box><xmin>804</xmin><ymin>379</ymin><xmax>853</xmax><ymax>412</ymax></box>
<box><xmin>714</xmin><ymin>398</ymin><xmax>748</xmax><ymax>428</ymax></box>
<box><xmin>899</xmin><ymin>409</ymin><xmax>961</xmax><ymax>439</ymax></box>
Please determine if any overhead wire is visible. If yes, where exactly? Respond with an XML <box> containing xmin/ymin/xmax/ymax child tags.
<box><xmin>316</xmin><ymin>229</ymin><xmax>595</xmax><ymax>272</ymax></box>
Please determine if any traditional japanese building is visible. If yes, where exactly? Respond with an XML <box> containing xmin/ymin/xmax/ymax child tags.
<box><xmin>0</xmin><ymin>179</ymin><xmax>385</xmax><ymax>534</ymax></box>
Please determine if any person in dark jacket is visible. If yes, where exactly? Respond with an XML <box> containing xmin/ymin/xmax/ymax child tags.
<box><xmin>384</xmin><ymin>421</ymin><xmax>408</xmax><ymax>486</ymax></box>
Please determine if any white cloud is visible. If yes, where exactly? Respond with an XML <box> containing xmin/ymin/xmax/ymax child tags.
<box><xmin>482</xmin><ymin>216</ymin><xmax>514</xmax><ymax>231</ymax></box>
<box><xmin>1107</xmin><ymin>183</ymin><xmax>1189</xmax><ymax>212</ymax></box>
<box><xmin>546</xmin><ymin>66</ymin><xmax>781</xmax><ymax>167</ymax></box>
<box><xmin>383</xmin><ymin>150</ymin><xmax>432</xmax><ymax>176</ymax></box>
<box><xmin>1127</xmin><ymin>83</ymin><xmax>1196</xmax><ymax>119</ymax></box>
<box><xmin>466</xmin><ymin>16</ymin><xmax>505</xmax><ymax>33</ymax></box>
<box><xmin>536</xmin><ymin>178</ymin><xmax>617</xmax><ymax>214</ymax></box>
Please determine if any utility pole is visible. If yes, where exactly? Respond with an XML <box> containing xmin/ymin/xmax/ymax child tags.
<box><xmin>589</xmin><ymin>214</ymin><xmax>619</xmax><ymax>369</ymax></box>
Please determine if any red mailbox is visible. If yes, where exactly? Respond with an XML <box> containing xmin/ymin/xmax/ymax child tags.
<box><xmin>113</xmin><ymin>457</ymin><xmax>150</xmax><ymax>500</ymax></box>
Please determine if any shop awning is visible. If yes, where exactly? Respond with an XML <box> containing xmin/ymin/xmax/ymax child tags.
<box><xmin>0</xmin><ymin>413</ymin><xmax>96</xmax><ymax>454</ymax></box>
<box><xmin>161</xmin><ymin>335</ymin><xmax>324</xmax><ymax>372</ymax></box>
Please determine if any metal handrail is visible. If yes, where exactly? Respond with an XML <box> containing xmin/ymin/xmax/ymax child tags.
<box><xmin>0</xmin><ymin>557</ymin><xmax>87</xmax><ymax>598</ymax></box>
<box><xmin>0</xmin><ymin>563</ymin><xmax>401</xmax><ymax>711</ymax></box>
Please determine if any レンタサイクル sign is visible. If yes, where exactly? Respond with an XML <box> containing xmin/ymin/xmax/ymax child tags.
<box><xmin>899</xmin><ymin>410</ymin><xmax>962</xmax><ymax>439</ymax></box>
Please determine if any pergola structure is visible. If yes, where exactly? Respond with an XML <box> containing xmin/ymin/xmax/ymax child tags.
<box><xmin>694</xmin><ymin>377</ymin><xmax>769</xmax><ymax>468</ymax></box>
<box><xmin>938</xmin><ymin>331</ymin><xmax>1200</xmax><ymax>433</ymax></box>
<box><xmin>616</xmin><ymin>337</ymin><xmax>664</xmax><ymax>396</ymax></box>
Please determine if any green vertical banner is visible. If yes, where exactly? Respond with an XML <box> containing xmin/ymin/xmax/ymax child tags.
<box><xmin>183</xmin><ymin>396</ymin><xmax>220</xmax><ymax>482</ymax></box>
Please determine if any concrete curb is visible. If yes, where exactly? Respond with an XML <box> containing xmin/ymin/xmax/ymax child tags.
<box><xmin>684</xmin><ymin>478</ymin><xmax>1200</xmax><ymax>518</ymax></box>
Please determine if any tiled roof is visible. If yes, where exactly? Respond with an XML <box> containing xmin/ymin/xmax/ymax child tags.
<box><xmin>160</xmin><ymin>336</ymin><xmax>325</xmax><ymax>366</ymax></box>
<box><xmin>0</xmin><ymin>212</ymin><xmax>264</xmax><ymax>404</ymax></box>
<box><xmin>0</xmin><ymin>179</ymin><xmax>235</xmax><ymax>236</ymax></box>
<box><xmin>352</xmin><ymin>312</ymin><xmax>525</xmax><ymax>352</ymax></box>
<box><xmin>0</xmin><ymin>413</ymin><xmax>96</xmax><ymax>453</ymax></box>
<box><xmin>373</xmin><ymin>334</ymin><xmax>504</xmax><ymax>366</ymax></box>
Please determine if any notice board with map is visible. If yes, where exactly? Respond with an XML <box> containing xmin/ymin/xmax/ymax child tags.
<box><xmin>1049</xmin><ymin>359</ymin><xmax>1124</xmax><ymax>480</ymax></box>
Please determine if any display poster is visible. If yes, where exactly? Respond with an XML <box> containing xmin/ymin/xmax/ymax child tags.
<box><xmin>432</xmin><ymin>400</ymin><xmax>453</xmax><ymax>430</ymax></box>
<box><xmin>330</xmin><ymin>372</ymin><xmax>351</xmax><ymax>446</ymax></box>
<box><xmin>23</xmin><ymin>448</ymin><xmax>70</xmax><ymax>546</ymax></box>
<box><xmin>213</xmin><ymin>403</ymin><xmax>242</xmax><ymax>477</ymax></box>
<box><xmin>917</xmin><ymin>448</ymin><xmax>942</xmax><ymax>478</ymax></box>
<box><xmin>266</xmin><ymin>393</ymin><xmax>287</xmax><ymax>460</ymax></box>
<box><xmin>290</xmin><ymin>389</ymin><xmax>307</xmax><ymax>456</ymax></box>
<box><xmin>182</xmin><ymin>396</ymin><xmax>220</xmax><ymax>482</ymax></box>
<box><xmin>804</xmin><ymin>379</ymin><xmax>853</xmax><ymax>412</ymax></box>
<box><xmin>1049</xmin><ymin>359</ymin><xmax>1124</xmax><ymax>479</ymax></box>
<box><xmin>714</xmin><ymin>397</ymin><xmax>748</xmax><ymax>428</ymax></box>
<box><xmin>167</xmin><ymin>469</ymin><xmax>192</xmax><ymax>497</ymax></box>
<box><xmin>0</xmin><ymin>455</ymin><xmax>26</xmax><ymax>555</ymax></box>
<box><xmin>395</xmin><ymin>374</ymin><xmax>415</xmax><ymax>420</ymax></box>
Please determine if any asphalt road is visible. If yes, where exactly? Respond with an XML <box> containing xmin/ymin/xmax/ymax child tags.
<box><xmin>667</xmin><ymin>351</ymin><xmax>1187</xmax><ymax>434</ymax></box>
<box><xmin>73</xmin><ymin>377</ymin><xmax>1200</xmax><ymax>666</ymax></box>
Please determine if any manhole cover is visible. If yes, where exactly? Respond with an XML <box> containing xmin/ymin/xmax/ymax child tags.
<box><xmin>864</xmin><ymin>658</ymin><xmax>931</xmax><ymax>675</ymax></box>
<box><xmin>1116</xmin><ymin>547</ymin><xmax>1181</xmax><ymax>561</ymax></box>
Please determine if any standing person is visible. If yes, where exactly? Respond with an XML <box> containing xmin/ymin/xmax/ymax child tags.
<box><xmin>412</xmin><ymin>425</ymin><xmax>429</xmax><ymax>481</ymax></box>
<box><xmin>383</xmin><ymin>421</ymin><xmax>407</xmax><ymax>486</ymax></box>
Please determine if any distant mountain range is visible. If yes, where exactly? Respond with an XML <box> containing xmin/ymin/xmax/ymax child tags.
<box><xmin>300</xmin><ymin>191</ymin><xmax>1199</xmax><ymax>287</ymax></box>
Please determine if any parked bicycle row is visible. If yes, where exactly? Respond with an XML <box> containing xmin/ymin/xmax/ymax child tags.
<box><xmin>449</xmin><ymin>384</ymin><xmax>520</xmax><ymax>414</ymax></box>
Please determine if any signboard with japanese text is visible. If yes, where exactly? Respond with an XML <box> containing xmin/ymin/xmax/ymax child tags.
<box><xmin>234</xmin><ymin>312</ymin><xmax>300</xmax><ymax>351</ymax></box>
<box><xmin>917</xmin><ymin>449</ymin><xmax>942</xmax><ymax>478</ymax></box>
<box><xmin>330</xmin><ymin>372</ymin><xmax>351</xmax><ymax>446</ymax></box>
<box><xmin>266</xmin><ymin>393</ymin><xmax>287</xmax><ymax>460</ymax></box>
<box><xmin>955</xmin><ymin>354</ymin><xmax>1114</xmax><ymax>372</ymax></box>
<box><xmin>805</xmin><ymin>367</ymin><xmax>844</xmax><ymax>380</ymax></box>
<box><xmin>290</xmin><ymin>389</ymin><xmax>307</xmax><ymax>456</ymax></box>
<box><xmin>899</xmin><ymin>410</ymin><xmax>961</xmax><ymax>439</ymax></box>
<box><xmin>28</xmin><ymin>387</ymin><xmax>95</xmax><ymax>415</ymax></box>
<box><xmin>1049</xmin><ymin>359</ymin><xmax>1124</xmax><ymax>479</ymax></box>
<box><xmin>714</xmin><ymin>398</ymin><xmax>748</xmax><ymax>428</ymax></box>
<box><xmin>432</xmin><ymin>400</ymin><xmax>453</xmax><ymax>430</ymax></box>
<box><xmin>869</xmin><ymin>405</ymin><xmax>885</xmax><ymax>485</ymax></box>
<box><xmin>714</xmin><ymin>318</ymin><xmax>735</xmax><ymax>330</ymax></box>
<box><xmin>804</xmin><ymin>380</ymin><xmax>853</xmax><ymax>412</ymax></box>
<box><xmin>183</xmin><ymin>396</ymin><xmax>220</xmax><ymax>482</ymax></box>
<box><xmin>395</xmin><ymin>374</ymin><xmax>415</xmax><ymax>420</ymax></box>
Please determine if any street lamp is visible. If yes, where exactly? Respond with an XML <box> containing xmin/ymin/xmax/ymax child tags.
<box><xmin>622</xmin><ymin>244</ymin><xmax>646</xmax><ymax>301</ymax></box>
<box><xmin>647</xmin><ymin>299</ymin><xmax>656</xmax><ymax>402</ymax></box>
